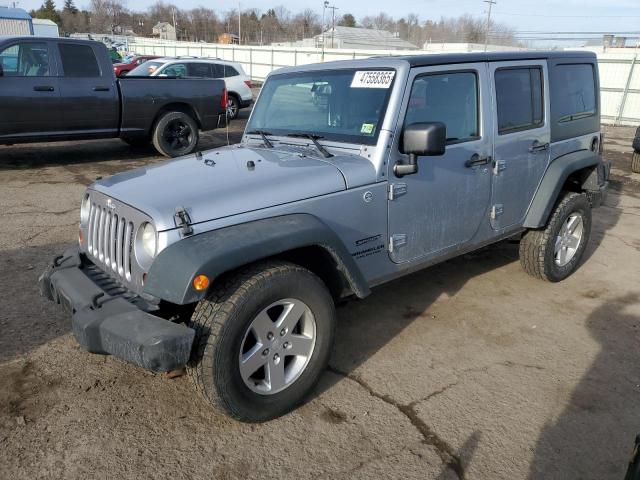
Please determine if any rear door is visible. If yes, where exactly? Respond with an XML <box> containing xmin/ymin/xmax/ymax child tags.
<box><xmin>187</xmin><ymin>62</ymin><xmax>214</xmax><ymax>78</ymax></box>
<box><xmin>55</xmin><ymin>42</ymin><xmax>119</xmax><ymax>135</ymax></box>
<box><xmin>489</xmin><ymin>61</ymin><xmax>551</xmax><ymax>230</ymax></box>
<box><xmin>0</xmin><ymin>39</ymin><xmax>60</xmax><ymax>139</ymax></box>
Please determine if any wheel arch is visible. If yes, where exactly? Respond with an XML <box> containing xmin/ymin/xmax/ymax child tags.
<box><xmin>151</xmin><ymin>102</ymin><xmax>202</xmax><ymax>133</ymax></box>
<box><xmin>143</xmin><ymin>214</ymin><xmax>370</xmax><ymax>305</ymax></box>
<box><xmin>524</xmin><ymin>150</ymin><xmax>603</xmax><ymax>228</ymax></box>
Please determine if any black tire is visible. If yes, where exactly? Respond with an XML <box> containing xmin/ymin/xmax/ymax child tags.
<box><xmin>226</xmin><ymin>94</ymin><xmax>240</xmax><ymax>120</ymax></box>
<box><xmin>188</xmin><ymin>261</ymin><xmax>336</xmax><ymax>422</ymax></box>
<box><xmin>152</xmin><ymin>111</ymin><xmax>199</xmax><ymax>157</ymax></box>
<box><xmin>632</xmin><ymin>151</ymin><xmax>640</xmax><ymax>174</ymax></box>
<box><xmin>121</xmin><ymin>136</ymin><xmax>150</xmax><ymax>147</ymax></box>
<box><xmin>519</xmin><ymin>192</ymin><xmax>592</xmax><ymax>282</ymax></box>
<box><xmin>632</xmin><ymin>126</ymin><xmax>640</xmax><ymax>152</ymax></box>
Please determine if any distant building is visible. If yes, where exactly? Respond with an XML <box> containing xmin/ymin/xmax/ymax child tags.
<box><xmin>152</xmin><ymin>22</ymin><xmax>176</xmax><ymax>41</ymax></box>
<box><xmin>422</xmin><ymin>41</ymin><xmax>524</xmax><ymax>52</ymax></box>
<box><xmin>0</xmin><ymin>6</ymin><xmax>33</xmax><ymax>36</ymax></box>
<box><xmin>313</xmin><ymin>26</ymin><xmax>418</xmax><ymax>50</ymax></box>
<box><xmin>32</xmin><ymin>18</ymin><xmax>59</xmax><ymax>37</ymax></box>
<box><xmin>218</xmin><ymin>33</ymin><xmax>239</xmax><ymax>45</ymax></box>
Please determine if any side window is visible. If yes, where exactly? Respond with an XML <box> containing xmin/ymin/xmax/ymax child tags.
<box><xmin>59</xmin><ymin>44</ymin><xmax>100</xmax><ymax>77</ymax></box>
<box><xmin>187</xmin><ymin>63</ymin><xmax>213</xmax><ymax>78</ymax></box>
<box><xmin>0</xmin><ymin>42</ymin><xmax>50</xmax><ymax>76</ymax></box>
<box><xmin>554</xmin><ymin>64</ymin><xmax>596</xmax><ymax>122</ymax></box>
<box><xmin>405</xmin><ymin>71</ymin><xmax>479</xmax><ymax>144</ymax></box>
<box><xmin>162</xmin><ymin>63</ymin><xmax>187</xmax><ymax>77</ymax></box>
<box><xmin>495</xmin><ymin>67</ymin><xmax>543</xmax><ymax>134</ymax></box>
<box><xmin>211</xmin><ymin>63</ymin><xmax>225</xmax><ymax>78</ymax></box>
<box><xmin>224</xmin><ymin>66</ymin><xmax>239</xmax><ymax>78</ymax></box>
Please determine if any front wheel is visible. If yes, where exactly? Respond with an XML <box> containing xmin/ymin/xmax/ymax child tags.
<box><xmin>632</xmin><ymin>151</ymin><xmax>640</xmax><ymax>174</ymax></box>
<box><xmin>152</xmin><ymin>111</ymin><xmax>199</xmax><ymax>157</ymax></box>
<box><xmin>188</xmin><ymin>261</ymin><xmax>336</xmax><ymax>422</ymax></box>
<box><xmin>519</xmin><ymin>192</ymin><xmax>592</xmax><ymax>282</ymax></box>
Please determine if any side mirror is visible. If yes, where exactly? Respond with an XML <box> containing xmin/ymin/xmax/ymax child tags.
<box><xmin>395</xmin><ymin>122</ymin><xmax>446</xmax><ymax>177</ymax></box>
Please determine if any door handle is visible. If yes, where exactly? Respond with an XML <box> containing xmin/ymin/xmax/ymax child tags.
<box><xmin>93</xmin><ymin>86</ymin><xmax>110</xmax><ymax>91</ymax></box>
<box><xmin>33</xmin><ymin>86</ymin><xmax>54</xmax><ymax>92</ymax></box>
<box><xmin>465</xmin><ymin>153</ymin><xmax>491</xmax><ymax>168</ymax></box>
<box><xmin>529</xmin><ymin>141</ymin><xmax>549</xmax><ymax>153</ymax></box>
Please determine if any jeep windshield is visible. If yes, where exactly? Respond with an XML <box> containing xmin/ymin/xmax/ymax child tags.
<box><xmin>247</xmin><ymin>68</ymin><xmax>396</xmax><ymax>145</ymax></box>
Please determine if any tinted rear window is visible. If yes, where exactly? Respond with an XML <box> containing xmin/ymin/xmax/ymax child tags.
<box><xmin>59</xmin><ymin>44</ymin><xmax>100</xmax><ymax>77</ymax></box>
<box><xmin>554</xmin><ymin>64</ymin><xmax>596</xmax><ymax>122</ymax></box>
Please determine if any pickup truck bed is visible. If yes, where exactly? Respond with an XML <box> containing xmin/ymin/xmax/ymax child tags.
<box><xmin>0</xmin><ymin>37</ymin><xmax>227</xmax><ymax>157</ymax></box>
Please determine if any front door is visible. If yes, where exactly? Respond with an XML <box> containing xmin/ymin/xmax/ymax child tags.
<box><xmin>489</xmin><ymin>61</ymin><xmax>551</xmax><ymax>230</ymax></box>
<box><xmin>388</xmin><ymin>63</ymin><xmax>493</xmax><ymax>264</ymax></box>
<box><xmin>0</xmin><ymin>40</ymin><xmax>60</xmax><ymax>139</ymax></box>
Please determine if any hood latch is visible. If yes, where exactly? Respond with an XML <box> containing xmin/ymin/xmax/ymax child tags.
<box><xmin>174</xmin><ymin>207</ymin><xmax>194</xmax><ymax>237</ymax></box>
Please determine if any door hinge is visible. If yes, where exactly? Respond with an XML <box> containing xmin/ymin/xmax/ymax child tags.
<box><xmin>490</xmin><ymin>204</ymin><xmax>504</xmax><ymax>220</ymax></box>
<box><xmin>388</xmin><ymin>182</ymin><xmax>407</xmax><ymax>200</ymax></box>
<box><xmin>493</xmin><ymin>160</ymin><xmax>506</xmax><ymax>175</ymax></box>
<box><xmin>389</xmin><ymin>234</ymin><xmax>407</xmax><ymax>252</ymax></box>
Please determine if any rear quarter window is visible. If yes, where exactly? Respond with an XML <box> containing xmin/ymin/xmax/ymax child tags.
<box><xmin>549</xmin><ymin>61</ymin><xmax>599</xmax><ymax>142</ymax></box>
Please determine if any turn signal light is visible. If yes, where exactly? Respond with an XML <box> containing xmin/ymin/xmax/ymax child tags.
<box><xmin>193</xmin><ymin>274</ymin><xmax>210</xmax><ymax>291</ymax></box>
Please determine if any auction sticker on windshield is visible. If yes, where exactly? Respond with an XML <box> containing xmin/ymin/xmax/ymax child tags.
<box><xmin>351</xmin><ymin>71</ymin><xmax>395</xmax><ymax>88</ymax></box>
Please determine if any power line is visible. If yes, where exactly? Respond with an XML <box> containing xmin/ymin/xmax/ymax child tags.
<box><xmin>493</xmin><ymin>11</ymin><xmax>640</xmax><ymax>19</ymax></box>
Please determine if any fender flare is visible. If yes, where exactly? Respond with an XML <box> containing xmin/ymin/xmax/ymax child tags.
<box><xmin>143</xmin><ymin>214</ymin><xmax>370</xmax><ymax>305</ymax></box>
<box><xmin>523</xmin><ymin>150</ymin><xmax>601</xmax><ymax>228</ymax></box>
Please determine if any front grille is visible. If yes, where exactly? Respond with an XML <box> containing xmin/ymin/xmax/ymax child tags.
<box><xmin>86</xmin><ymin>200</ymin><xmax>135</xmax><ymax>283</ymax></box>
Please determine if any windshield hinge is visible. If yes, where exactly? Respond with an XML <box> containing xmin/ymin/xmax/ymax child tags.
<box><xmin>174</xmin><ymin>207</ymin><xmax>194</xmax><ymax>237</ymax></box>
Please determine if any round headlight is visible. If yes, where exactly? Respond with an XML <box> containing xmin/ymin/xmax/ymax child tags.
<box><xmin>80</xmin><ymin>194</ymin><xmax>91</xmax><ymax>225</ymax></box>
<box><xmin>141</xmin><ymin>223</ymin><xmax>157</xmax><ymax>258</ymax></box>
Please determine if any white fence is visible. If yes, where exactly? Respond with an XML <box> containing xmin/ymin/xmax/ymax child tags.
<box><xmin>111</xmin><ymin>35</ymin><xmax>640</xmax><ymax>126</ymax></box>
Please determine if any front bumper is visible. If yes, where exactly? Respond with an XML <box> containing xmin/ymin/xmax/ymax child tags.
<box><xmin>39</xmin><ymin>246</ymin><xmax>195</xmax><ymax>372</ymax></box>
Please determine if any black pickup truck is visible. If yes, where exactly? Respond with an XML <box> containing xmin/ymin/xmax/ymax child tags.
<box><xmin>0</xmin><ymin>37</ymin><xmax>227</xmax><ymax>157</ymax></box>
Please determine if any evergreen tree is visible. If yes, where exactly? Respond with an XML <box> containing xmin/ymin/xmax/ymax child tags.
<box><xmin>63</xmin><ymin>0</ymin><xmax>78</xmax><ymax>14</ymax></box>
<box><xmin>33</xmin><ymin>0</ymin><xmax>61</xmax><ymax>24</ymax></box>
<box><xmin>338</xmin><ymin>13</ymin><xmax>356</xmax><ymax>28</ymax></box>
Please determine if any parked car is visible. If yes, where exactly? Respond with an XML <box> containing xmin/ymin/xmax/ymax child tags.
<box><xmin>128</xmin><ymin>57</ymin><xmax>253</xmax><ymax>119</ymax></box>
<box><xmin>0</xmin><ymin>37</ymin><xmax>227</xmax><ymax>157</ymax></box>
<box><xmin>632</xmin><ymin>126</ymin><xmax>640</xmax><ymax>173</ymax></box>
<box><xmin>113</xmin><ymin>55</ymin><xmax>160</xmax><ymax>77</ymax></box>
<box><xmin>40</xmin><ymin>51</ymin><xmax>609</xmax><ymax>423</ymax></box>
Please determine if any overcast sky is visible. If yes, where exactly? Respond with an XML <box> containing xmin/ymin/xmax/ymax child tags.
<box><xmin>11</xmin><ymin>0</ymin><xmax>640</xmax><ymax>39</ymax></box>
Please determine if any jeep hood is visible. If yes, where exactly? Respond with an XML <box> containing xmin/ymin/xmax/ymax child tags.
<box><xmin>92</xmin><ymin>144</ymin><xmax>377</xmax><ymax>231</ymax></box>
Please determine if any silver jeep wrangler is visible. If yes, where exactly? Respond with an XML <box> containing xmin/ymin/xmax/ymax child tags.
<box><xmin>41</xmin><ymin>51</ymin><xmax>609</xmax><ymax>422</ymax></box>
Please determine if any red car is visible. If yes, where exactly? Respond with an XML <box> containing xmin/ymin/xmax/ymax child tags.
<box><xmin>113</xmin><ymin>55</ymin><xmax>160</xmax><ymax>77</ymax></box>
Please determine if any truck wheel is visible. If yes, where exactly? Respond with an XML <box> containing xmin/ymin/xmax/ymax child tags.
<box><xmin>188</xmin><ymin>261</ymin><xmax>336</xmax><ymax>422</ymax></box>
<box><xmin>121</xmin><ymin>137</ymin><xmax>150</xmax><ymax>147</ymax></box>
<box><xmin>519</xmin><ymin>192</ymin><xmax>592</xmax><ymax>282</ymax></box>
<box><xmin>632</xmin><ymin>126</ymin><xmax>640</xmax><ymax>153</ymax></box>
<box><xmin>152</xmin><ymin>111</ymin><xmax>199</xmax><ymax>157</ymax></box>
<box><xmin>632</xmin><ymin>152</ymin><xmax>640</xmax><ymax>174</ymax></box>
<box><xmin>226</xmin><ymin>95</ymin><xmax>240</xmax><ymax>120</ymax></box>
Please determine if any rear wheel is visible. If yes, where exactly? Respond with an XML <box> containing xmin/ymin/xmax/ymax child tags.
<box><xmin>519</xmin><ymin>192</ymin><xmax>592</xmax><ymax>282</ymax></box>
<box><xmin>632</xmin><ymin>151</ymin><xmax>640</xmax><ymax>174</ymax></box>
<box><xmin>152</xmin><ymin>111</ymin><xmax>199</xmax><ymax>157</ymax></box>
<box><xmin>188</xmin><ymin>261</ymin><xmax>336</xmax><ymax>422</ymax></box>
<box><xmin>226</xmin><ymin>95</ymin><xmax>240</xmax><ymax>120</ymax></box>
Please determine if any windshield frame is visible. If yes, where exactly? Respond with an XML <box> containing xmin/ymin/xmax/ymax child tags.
<box><xmin>246</xmin><ymin>67</ymin><xmax>397</xmax><ymax>146</ymax></box>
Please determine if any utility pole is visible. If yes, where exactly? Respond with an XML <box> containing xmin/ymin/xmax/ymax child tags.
<box><xmin>326</xmin><ymin>4</ymin><xmax>338</xmax><ymax>48</ymax></box>
<box><xmin>238</xmin><ymin>2</ymin><xmax>241</xmax><ymax>45</ymax></box>
<box><xmin>484</xmin><ymin>0</ymin><xmax>496</xmax><ymax>52</ymax></box>
<box><xmin>322</xmin><ymin>1</ymin><xmax>329</xmax><ymax>60</ymax></box>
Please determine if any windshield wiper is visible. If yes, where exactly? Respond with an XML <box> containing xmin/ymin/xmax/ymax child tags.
<box><xmin>286</xmin><ymin>133</ymin><xmax>333</xmax><ymax>158</ymax></box>
<box><xmin>246</xmin><ymin>129</ymin><xmax>274</xmax><ymax>148</ymax></box>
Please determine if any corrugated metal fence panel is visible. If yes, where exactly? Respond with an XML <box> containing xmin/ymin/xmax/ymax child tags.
<box><xmin>115</xmin><ymin>35</ymin><xmax>640</xmax><ymax>126</ymax></box>
<box><xmin>0</xmin><ymin>18</ymin><xmax>31</xmax><ymax>36</ymax></box>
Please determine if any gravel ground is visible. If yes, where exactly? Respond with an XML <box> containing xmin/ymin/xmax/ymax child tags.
<box><xmin>0</xmin><ymin>115</ymin><xmax>639</xmax><ymax>480</ymax></box>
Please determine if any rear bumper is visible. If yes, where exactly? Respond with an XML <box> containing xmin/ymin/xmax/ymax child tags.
<box><xmin>39</xmin><ymin>246</ymin><xmax>195</xmax><ymax>372</ymax></box>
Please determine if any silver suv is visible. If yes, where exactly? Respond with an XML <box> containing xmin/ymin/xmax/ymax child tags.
<box><xmin>41</xmin><ymin>51</ymin><xmax>609</xmax><ymax>422</ymax></box>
